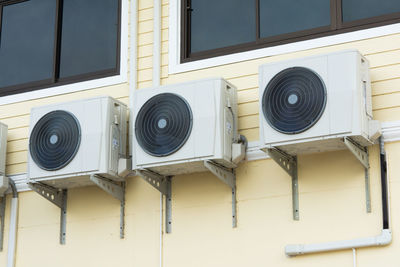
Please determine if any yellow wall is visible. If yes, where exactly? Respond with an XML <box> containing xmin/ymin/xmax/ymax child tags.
<box><xmin>0</xmin><ymin>0</ymin><xmax>400</xmax><ymax>266</ymax></box>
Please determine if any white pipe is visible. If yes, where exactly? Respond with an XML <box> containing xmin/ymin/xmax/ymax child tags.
<box><xmin>352</xmin><ymin>248</ymin><xmax>357</xmax><ymax>267</ymax></box>
<box><xmin>128</xmin><ymin>0</ymin><xmax>138</xmax><ymax>158</ymax></box>
<box><xmin>7</xmin><ymin>197</ymin><xmax>18</xmax><ymax>267</ymax></box>
<box><xmin>152</xmin><ymin>1</ymin><xmax>162</xmax><ymax>267</ymax></box>
<box><xmin>153</xmin><ymin>0</ymin><xmax>161</xmax><ymax>87</ymax></box>
<box><xmin>159</xmin><ymin>193</ymin><xmax>163</xmax><ymax>267</ymax></box>
<box><xmin>285</xmin><ymin>229</ymin><xmax>391</xmax><ymax>256</ymax></box>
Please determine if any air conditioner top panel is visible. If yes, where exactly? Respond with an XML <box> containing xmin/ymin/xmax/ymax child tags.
<box><xmin>30</xmin><ymin>95</ymin><xmax>125</xmax><ymax>113</ymax></box>
<box><xmin>258</xmin><ymin>49</ymin><xmax>361</xmax><ymax>72</ymax></box>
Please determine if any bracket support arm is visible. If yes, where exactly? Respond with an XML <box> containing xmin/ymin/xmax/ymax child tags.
<box><xmin>204</xmin><ymin>161</ymin><xmax>237</xmax><ymax>228</ymax></box>
<box><xmin>90</xmin><ymin>175</ymin><xmax>126</xmax><ymax>238</ymax></box>
<box><xmin>343</xmin><ymin>137</ymin><xmax>371</xmax><ymax>213</ymax></box>
<box><xmin>266</xmin><ymin>148</ymin><xmax>299</xmax><ymax>221</ymax></box>
<box><xmin>136</xmin><ymin>170</ymin><xmax>172</xmax><ymax>233</ymax></box>
<box><xmin>28</xmin><ymin>182</ymin><xmax>68</xmax><ymax>244</ymax></box>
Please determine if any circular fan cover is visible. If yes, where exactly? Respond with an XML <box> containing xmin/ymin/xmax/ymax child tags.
<box><xmin>262</xmin><ymin>67</ymin><xmax>327</xmax><ymax>134</ymax></box>
<box><xmin>135</xmin><ymin>93</ymin><xmax>193</xmax><ymax>157</ymax></box>
<box><xmin>29</xmin><ymin>110</ymin><xmax>81</xmax><ymax>171</ymax></box>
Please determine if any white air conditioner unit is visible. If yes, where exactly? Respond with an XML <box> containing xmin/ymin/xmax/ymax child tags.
<box><xmin>0</xmin><ymin>122</ymin><xmax>8</xmax><ymax>196</ymax></box>
<box><xmin>132</xmin><ymin>78</ymin><xmax>243</xmax><ymax>176</ymax></box>
<box><xmin>259</xmin><ymin>50</ymin><xmax>380</xmax><ymax>155</ymax></box>
<box><xmin>28</xmin><ymin>96</ymin><xmax>127</xmax><ymax>188</ymax></box>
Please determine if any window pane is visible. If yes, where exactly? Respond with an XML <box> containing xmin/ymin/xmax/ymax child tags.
<box><xmin>0</xmin><ymin>0</ymin><xmax>56</xmax><ymax>88</ymax></box>
<box><xmin>260</xmin><ymin>0</ymin><xmax>331</xmax><ymax>38</ymax></box>
<box><xmin>190</xmin><ymin>0</ymin><xmax>256</xmax><ymax>53</ymax></box>
<box><xmin>342</xmin><ymin>0</ymin><xmax>400</xmax><ymax>22</ymax></box>
<box><xmin>59</xmin><ymin>0</ymin><xmax>119</xmax><ymax>78</ymax></box>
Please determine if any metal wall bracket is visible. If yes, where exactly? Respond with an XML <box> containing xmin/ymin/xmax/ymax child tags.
<box><xmin>267</xmin><ymin>148</ymin><xmax>299</xmax><ymax>221</ymax></box>
<box><xmin>0</xmin><ymin>196</ymin><xmax>6</xmax><ymax>251</ymax></box>
<box><xmin>343</xmin><ymin>137</ymin><xmax>371</xmax><ymax>213</ymax></box>
<box><xmin>28</xmin><ymin>182</ymin><xmax>68</xmax><ymax>244</ymax></box>
<box><xmin>136</xmin><ymin>170</ymin><xmax>172</xmax><ymax>233</ymax></box>
<box><xmin>204</xmin><ymin>161</ymin><xmax>237</xmax><ymax>228</ymax></box>
<box><xmin>90</xmin><ymin>175</ymin><xmax>126</xmax><ymax>238</ymax></box>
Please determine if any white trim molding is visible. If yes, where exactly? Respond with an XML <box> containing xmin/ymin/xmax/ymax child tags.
<box><xmin>8</xmin><ymin>120</ymin><xmax>400</xmax><ymax>192</ymax></box>
<box><xmin>245</xmin><ymin>121</ymin><xmax>400</xmax><ymax>161</ymax></box>
<box><xmin>0</xmin><ymin>0</ymin><xmax>129</xmax><ymax>106</ymax></box>
<box><xmin>169</xmin><ymin>0</ymin><xmax>400</xmax><ymax>74</ymax></box>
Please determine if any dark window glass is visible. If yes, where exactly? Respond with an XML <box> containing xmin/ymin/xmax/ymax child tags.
<box><xmin>260</xmin><ymin>0</ymin><xmax>331</xmax><ymax>38</ymax></box>
<box><xmin>183</xmin><ymin>0</ymin><xmax>400</xmax><ymax>61</ymax></box>
<box><xmin>342</xmin><ymin>0</ymin><xmax>400</xmax><ymax>22</ymax></box>
<box><xmin>190</xmin><ymin>0</ymin><xmax>256</xmax><ymax>53</ymax></box>
<box><xmin>0</xmin><ymin>0</ymin><xmax>56</xmax><ymax>88</ymax></box>
<box><xmin>59</xmin><ymin>0</ymin><xmax>119</xmax><ymax>78</ymax></box>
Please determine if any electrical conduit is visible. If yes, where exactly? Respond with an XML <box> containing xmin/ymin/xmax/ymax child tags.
<box><xmin>7</xmin><ymin>178</ymin><xmax>18</xmax><ymax>267</ymax></box>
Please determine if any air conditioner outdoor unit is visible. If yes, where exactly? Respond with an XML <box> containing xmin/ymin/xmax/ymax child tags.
<box><xmin>28</xmin><ymin>96</ymin><xmax>127</xmax><ymax>188</ymax></box>
<box><xmin>0</xmin><ymin>122</ymin><xmax>8</xmax><ymax>196</ymax></box>
<box><xmin>259</xmin><ymin>50</ymin><xmax>380</xmax><ymax>155</ymax></box>
<box><xmin>132</xmin><ymin>78</ymin><xmax>244</xmax><ymax>176</ymax></box>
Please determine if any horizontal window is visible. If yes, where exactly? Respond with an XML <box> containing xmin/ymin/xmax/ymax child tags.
<box><xmin>0</xmin><ymin>0</ymin><xmax>121</xmax><ymax>97</ymax></box>
<box><xmin>182</xmin><ymin>0</ymin><xmax>400</xmax><ymax>62</ymax></box>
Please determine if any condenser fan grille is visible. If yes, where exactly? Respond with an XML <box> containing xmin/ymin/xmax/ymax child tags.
<box><xmin>135</xmin><ymin>93</ymin><xmax>193</xmax><ymax>157</ymax></box>
<box><xmin>262</xmin><ymin>67</ymin><xmax>327</xmax><ymax>134</ymax></box>
<box><xmin>29</xmin><ymin>110</ymin><xmax>81</xmax><ymax>171</ymax></box>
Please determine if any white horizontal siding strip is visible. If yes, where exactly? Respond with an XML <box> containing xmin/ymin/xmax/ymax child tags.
<box><xmin>8</xmin><ymin>120</ymin><xmax>400</xmax><ymax>192</ymax></box>
<box><xmin>0</xmin><ymin>0</ymin><xmax>129</xmax><ymax>106</ymax></box>
<box><xmin>169</xmin><ymin>0</ymin><xmax>400</xmax><ymax>74</ymax></box>
<box><xmin>381</xmin><ymin>121</ymin><xmax>400</xmax><ymax>143</ymax></box>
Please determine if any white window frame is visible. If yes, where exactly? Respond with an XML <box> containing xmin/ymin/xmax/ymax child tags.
<box><xmin>0</xmin><ymin>0</ymin><xmax>129</xmax><ymax>106</ymax></box>
<box><xmin>169</xmin><ymin>0</ymin><xmax>400</xmax><ymax>74</ymax></box>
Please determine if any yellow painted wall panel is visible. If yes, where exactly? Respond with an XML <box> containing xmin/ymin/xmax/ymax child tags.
<box><xmin>366</xmin><ymin>49</ymin><xmax>400</xmax><ymax>68</ymax></box>
<box><xmin>161</xmin><ymin>41</ymin><xmax>168</xmax><ymax>53</ymax></box>
<box><xmin>161</xmin><ymin>65</ymin><xmax>169</xmax><ymax>78</ymax></box>
<box><xmin>370</xmin><ymin>64</ymin><xmax>400</xmax><ymax>82</ymax></box>
<box><xmin>161</xmin><ymin>53</ymin><xmax>169</xmax><ymax>66</ymax></box>
<box><xmin>373</xmin><ymin>106</ymin><xmax>400</xmax><ymax>121</ymax></box>
<box><xmin>138</xmin><ymin>44</ymin><xmax>153</xmax><ymax>58</ymax></box>
<box><xmin>138</xmin><ymin>8</ymin><xmax>153</xmax><ymax>21</ymax></box>
<box><xmin>138</xmin><ymin>80</ymin><xmax>153</xmax><ymax>89</ymax></box>
<box><xmin>7</xmin><ymin>127</ymin><xmax>29</xmax><ymax>142</ymax></box>
<box><xmin>238</xmin><ymin>114</ymin><xmax>258</xmax><ymax>130</ymax></box>
<box><xmin>138</xmin><ymin>56</ymin><xmax>153</xmax><ymax>69</ymax></box>
<box><xmin>5</xmin><ymin>162</ymin><xmax>26</xmax><ymax>174</ymax></box>
<box><xmin>162</xmin><ymin>4</ymin><xmax>169</xmax><ymax>17</ymax></box>
<box><xmin>138</xmin><ymin>0</ymin><xmax>153</xmax><ymax>10</ymax></box>
<box><xmin>0</xmin><ymin>115</ymin><xmax>29</xmax><ymax>129</ymax></box>
<box><xmin>239</xmin><ymin>128</ymin><xmax>258</xmax><ymax>141</ymax></box>
<box><xmin>237</xmin><ymin>88</ymin><xmax>258</xmax><ymax>103</ymax></box>
<box><xmin>138</xmin><ymin>19</ymin><xmax>153</xmax><ymax>34</ymax></box>
<box><xmin>372</xmin><ymin>78</ymin><xmax>400</xmax><ymax>96</ymax></box>
<box><xmin>162</xmin><ymin>16</ymin><xmax>168</xmax><ymax>29</ymax></box>
<box><xmin>0</xmin><ymin>84</ymin><xmax>128</xmax><ymax>119</ymax></box>
<box><xmin>161</xmin><ymin>28</ymin><xmax>169</xmax><ymax>41</ymax></box>
<box><xmin>6</xmin><ymin>151</ymin><xmax>27</xmax><ymax>165</ymax></box>
<box><xmin>6</xmin><ymin>139</ymin><xmax>28</xmax><ymax>153</ymax></box>
<box><xmin>372</xmin><ymin>92</ymin><xmax>400</xmax><ymax>110</ymax></box>
<box><xmin>238</xmin><ymin>102</ymin><xmax>258</xmax><ymax>117</ymax></box>
<box><xmin>138</xmin><ymin>68</ymin><xmax>153</xmax><ymax>82</ymax></box>
<box><xmin>138</xmin><ymin>32</ymin><xmax>153</xmax><ymax>46</ymax></box>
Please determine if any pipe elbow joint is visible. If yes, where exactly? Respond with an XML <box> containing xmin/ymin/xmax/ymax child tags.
<box><xmin>376</xmin><ymin>229</ymin><xmax>392</xmax><ymax>246</ymax></box>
